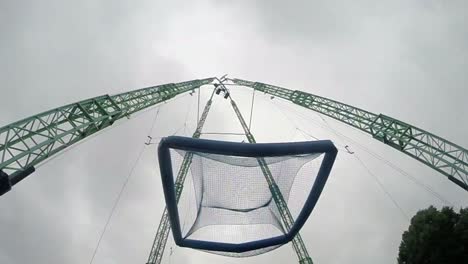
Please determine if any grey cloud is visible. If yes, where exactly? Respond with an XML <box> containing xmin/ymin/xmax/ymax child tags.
<box><xmin>1</xmin><ymin>0</ymin><xmax>468</xmax><ymax>264</ymax></box>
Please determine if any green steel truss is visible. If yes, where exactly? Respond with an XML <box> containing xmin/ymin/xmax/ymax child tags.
<box><xmin>230</xmin><ymin>78</ymin><xmax>468</xmax><ymax>191</ymax></box>
<box><xmin>146</xmin><ymin>88</ymin><xmax>216</xmax><ymax>264</ymax></box>
<box><xmin>0</xmin><ymin>78</ymin><xmax>214</xmax><ymax>194</ymax></box>
<box><xmin>229</xmin><ymin>97</ymin><xmax>313</xmax><ymax>264</ymax></box>
<box><xmin>1</xmin><ymin>76</ymin><xmax>467</xmax><ymax>264</ymax></box>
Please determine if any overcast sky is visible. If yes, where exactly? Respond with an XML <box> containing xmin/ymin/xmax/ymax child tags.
<box><xmin>1</xmin><ymin>1</ymin><xmax>468</xmax><ymax>264</ymax></box>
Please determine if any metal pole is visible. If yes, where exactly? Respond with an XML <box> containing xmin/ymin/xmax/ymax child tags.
<box><xmin>223</xmin><ymin>83</ymin><xmax>313</xmax><ymax>264</ymax></box>
<box><xmin>146</xmin><ymin>87</ymin><xmax>217</xmax><ymax>264</ymax></box>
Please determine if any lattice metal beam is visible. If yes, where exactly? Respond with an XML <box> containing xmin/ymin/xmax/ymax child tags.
<box><xmin>0</xmin><ymin>78</ymin><xmax>214</xmax><ymax>196</ymax></box>
<box><xmin>146</xmin><ymin>87</ymin><xmax>217</xmax><ymax>264</ymax></box>
<box><xmin>229</xmin><ymin>96</ymin><xmax>313</xmax><ymax>264</ymax></box>
<box><xmin>230</xmin><ymin>78</ymin><xmax>468</xmax><ymax>191</ymax></box>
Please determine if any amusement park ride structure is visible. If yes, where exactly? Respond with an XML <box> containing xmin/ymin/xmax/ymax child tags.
<box><xmin>0</xmin><ymin>76</ymin><xmax>466</xmax><ymax>263</ymax></box>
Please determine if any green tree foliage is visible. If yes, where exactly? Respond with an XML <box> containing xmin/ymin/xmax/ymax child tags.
<box><xmin>398</xmin><ymin>206</ymin><xmax>468</xmax><ymax>264</ymax></box>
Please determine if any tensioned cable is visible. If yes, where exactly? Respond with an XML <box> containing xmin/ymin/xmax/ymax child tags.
<box><xmin>180</xmin><ymin>174</ymin><xmax>194</xmax><ymax>234</ymax></box>
<box><xmin>27</xmin><ymin>89</ymin><xmax>192</xmax><ymax>262</ymax></box>
<box><xmin>167</xmin><ymin>245</ymin><xmax>174</xmax><ymax>264</ymax></box>
<box><xmin>36</xmin><ymin>91</ymin><xmax>191</xmax><ymax>170</ymax></box>
<box><xmin>318</xmin><ymin>117</ymin><xmax>452</xmax><ymax>205</ymax></box>
<box><xmin>270</xmin><ymin>97</ymin><xmax>452</xmax><ymax>205</ymax></box>
<box><xmin>271</xmin><ymin>93</ymin><xmax>411</xmax><ymax>220</ymax></box>
<box><xmin>197</xmin><ymin>86</ymin><xmax>201</xmax><ymax>123</ymax></box>
<box><xmin>296</xmin><ymin>128</ymin><xmax>320</xmax><ymax>141</ymax></box>
<box><xmin>248</xmin><ymin>89</ymin><xmax>255</xmax><ymax>131</ymax></box>
<box><xmin>88</xmin><ymin>145</ymin><xmax>146</xmax><ymax>264</ymax></box>
<box><xmin>159</xmin><ymin>93</ymin><xmax>194</xmax><ymax>138</ymax></box>
<box><xmin>148</xmin><ymin>107</ymin><xmax>162</xmax><ymax>136</ymax></box>
<box><xmin>354</xmin><ymin>153</ymin><xmax>410</xmax><ymax>221</ymax></box>
<box><xmin>309</xmin><ymin>109</ymin><xmax>452</xmax><ymax>206</ymax></box>
<box><xmin>182</xmin><ymin>93</ymin><xmax>196</xmax><ymax>136</ymax></box>
<box><xmin>201</xmin><ymin>132</ymin><xmax>245</xmax><ymax>136</ymax></box>
<box><xmin>88</xmin><ymin>100</ymin><xmax>163</xmax><ymax>264</ymax></box>
<box><xmin>265</xmin><ymin>95</ymin><xmax>350</xmax><ymax>152</ymax></box>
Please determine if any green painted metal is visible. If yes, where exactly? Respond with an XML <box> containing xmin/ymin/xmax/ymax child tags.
<box><xmin>146</xmin><ymin>88</ymin><xmax>217</xmax><ymax>264</ymax></box>
<box><xmin>0</xmin><ymin>78</ymin><xmax>214</xmax><ymax>193</ymax></box>
<box><xmin>229</xmin><ymin>96</ymin><xmax>313</xmax><ymax>264</ymax></box>
<box><xmin>2</xmin><ymin>76</ymin><xmax>467</xmax><ymax>264</ymax></box>
<box><xmin>230</xmin><ymin>78</ymin><xmax>468</xmax><ymax>191</ymax></box>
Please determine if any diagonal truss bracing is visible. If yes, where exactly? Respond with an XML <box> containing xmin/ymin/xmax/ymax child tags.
<box><xmin>1</xmin><ymin>76</ymin><xmax>467</xmax><ymax>264</ymax></box>
<box><xmin>229</xmin><ymin>97</ymin><xmax>313</xmax><ymax>264</ymax></box>
<box><xmin>0</xmin><ymin>78</ymin><xmax>214</xmax><ymax>194</ymax></box>
<box><xmin>146</xmin><ymin>88</ymin><xmax>217</xmax><ymax>264</ymax></box>
<box><xmin>230</xmin><ymin>78</ymin><xmax>468</xmax><ymax>191</ymax></box>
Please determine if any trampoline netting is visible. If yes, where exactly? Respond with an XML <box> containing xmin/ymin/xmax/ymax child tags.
<box><xmin>158</xmin><ymin>136</ymin><xmax>337</xmax><ymax>257</ymax></box>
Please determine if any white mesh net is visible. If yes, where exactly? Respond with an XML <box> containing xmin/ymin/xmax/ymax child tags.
<box><xmin>171</xmin><ymin>149</ymin><xmax>324</xmax><ymax>257</ymax></box>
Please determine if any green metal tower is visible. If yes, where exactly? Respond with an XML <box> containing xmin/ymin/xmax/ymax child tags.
<box><xmin>0</xmin><ymin>78</ymin><xmax>213</xmax><ymax>189</ymax></box>
<box><xmin>229</xmin><ymin>95</ymin><xmax>314</xmax><ymax>264</ymax></box>
<box><xmin>1</xmin><ymin>77</ymin><xmax>467</xmax><ymax>264</ymax></box>
<box><xmin>146</xmin><ymin>87</ymin><xmax>217</xmax><ymax>264</ymax></box>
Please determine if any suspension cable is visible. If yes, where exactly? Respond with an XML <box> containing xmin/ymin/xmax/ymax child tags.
<box><xmin>197</xmin><ymin>86</ymin><xmax>201</xmax><ymax>123</ymax></box>
<box><xmin>89</xmin><ymin>104</ymin><xmax>162</xmax><ymax>264</ymax></box>
<box><xmin>35</xmin><ymin>91</ymin><xmax>193</xmax><ymax>171</ymax></box>
<box><xmin>88</xmin><ymin>145</ymin><xmax>146</xmax><ymax>264</ymax></box>
<box><xmin>265</xmin><ymin>94</ymin><xmax>452</xmax><ymax>205</ymax></box>
<box><xmin>248</xmin><ymin>88</ymin><xmax>255</xmax><ymax>131</ymax></box>
<box><xmin>311</xmin><ymin>110</ymin><xmax>452</xmax><ymax>206</ymax></box>
<box><xmin>271</xmin><ymin>96</ymin><xmax>410</xmax><ymax>220</ymax></box>
<box><xmin>354</xmin><ymin>153</ymin><xmax>410</xmax><ymax>221</ymax></box>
